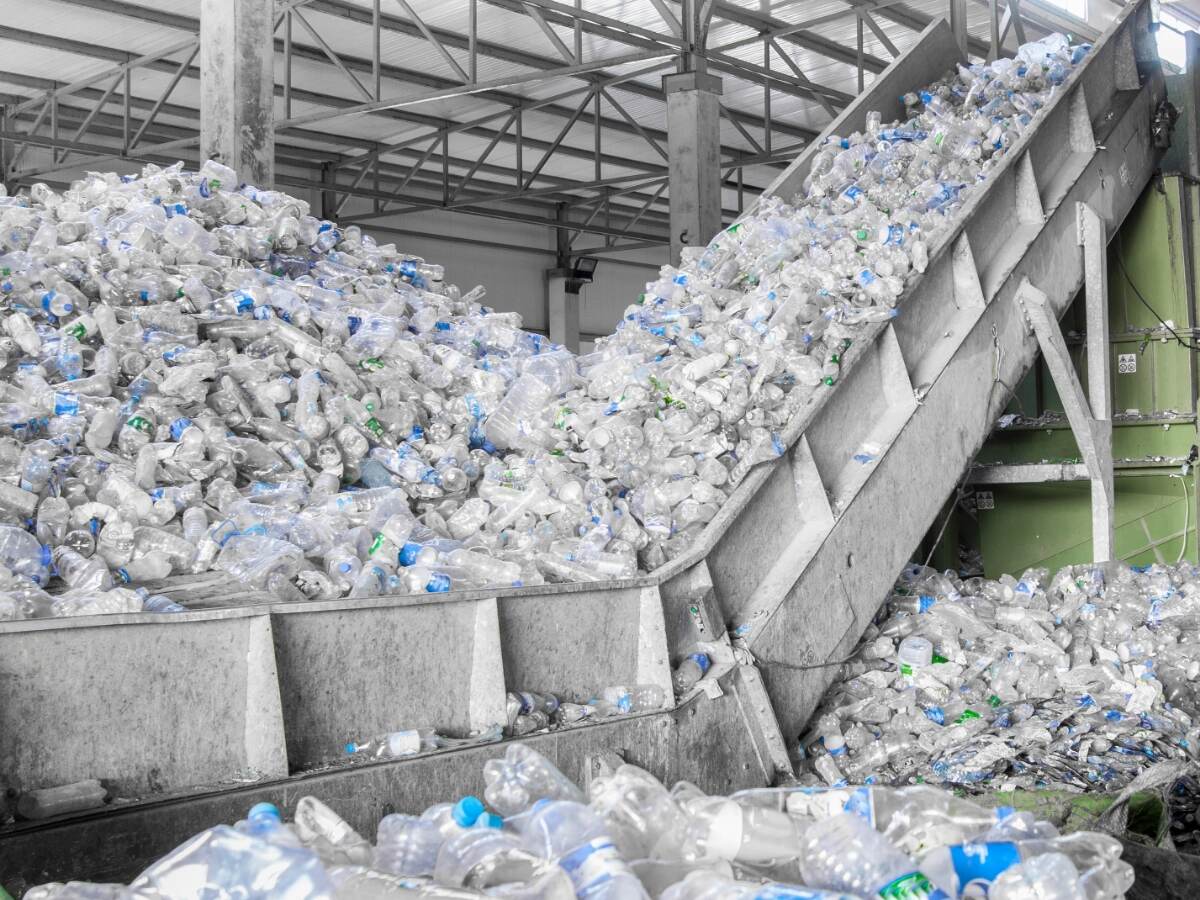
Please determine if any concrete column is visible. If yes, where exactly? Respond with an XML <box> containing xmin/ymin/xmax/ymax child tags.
<box><xmin>662</xmin><ymin>71</ymin><xmax>722</xmax><ymax>265</ymax></box>
<box><xmin>1183</xmin><ymin>32</ymin><xmax>1200</xmax><ymax>180</ymax></box>
<box><xmin>320</xmin><ymin>161</ymin><xmax>337</xmax><ymax>220</ymax></box>
<box><xmin>547</xmin><ymin>269</ymin><xmax>581</xmax><ymax>353</ymax></box>
<box><xmin>200</xmin><ymin>0</ymin><xmax>275</xmax><ymax>188</ymax></box>
<box><xmin>949</xmin><ymin>0</ymin><xmax>969</xmax><ymax>60</ymax></box>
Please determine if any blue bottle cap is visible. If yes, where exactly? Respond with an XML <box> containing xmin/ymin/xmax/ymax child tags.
<box><xmin>248</xmin><ymin>802</ymin><xmax>280</xmax><ymax>821</ymax></box>
<box><xmin>453</xmin><ymin>795</ymin><xmax>485</xmax><ymax>827</ymax></box>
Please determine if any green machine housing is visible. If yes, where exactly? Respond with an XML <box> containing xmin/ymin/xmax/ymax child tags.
<box><xmin>953</xmin><ymin>66</ymin><xmax>1200</xmax><ymax>577</ymax></box>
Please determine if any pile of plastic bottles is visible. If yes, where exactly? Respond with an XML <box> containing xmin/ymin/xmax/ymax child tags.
<box><xmin>0</xmin><ymin>34</ymin><xmax>1088</xmax><ymax>614</ymax></box>
<box><xmin>801</xmin><ymin>562</ymin><xmax>1200</xmax><ymax>792</ymax></box>
<box><xmin>29</xmin><ymin>742</ymin><xmax>1134</xmax><ymax>899</ymax></box>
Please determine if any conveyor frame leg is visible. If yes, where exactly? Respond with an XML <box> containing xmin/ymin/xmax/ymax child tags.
<box><xmin>1016</xmin><ymin>203</ymin><xmax>1115</xmax><ymax>564</ymax></box>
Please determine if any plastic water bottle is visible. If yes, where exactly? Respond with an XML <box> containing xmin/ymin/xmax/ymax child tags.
<box><xmin>236</xmin><ymin>802</ymin><xmax>303</xmax><ymax>848</ymax></box>
<box><xmin>987</xmin><ymin>853</ymin><xmax>1086</xmax><ymax>900</ymax></box>
<box><xmin>672</xmin><ymin>653</ymin><xmax>711</xmax><ymax>694</ymax></box>
<box><xmin>483</xmin><ymin>743</ymin><xmax>585</xmax><ymax>816</ymax></box>
<box><xmin>345</xmin><ymin>727</ymin><xmax>441</xmax><ymax>760</ymax></box>
<box><xmin>685</xmin><ymin>797</ymin><xmax>806</xmax><ymax>864</ymax></box>
<box><xmin>52</xmin><ymin>546</ymin><xmax>113</xmax><ymax>592</ymax></box>
<box><xmin>518</xmin><ymin>800</ymin><xmax>649</xmax><ymax>900</ymax></box>
<box><xmin>139</xmin><ymin>590</ymin><xmax>186</xmax><ymax>614</ymax></box>
<box><xmin>129</xmin><ymin>824</ymin><xmax>334</xmax><ymax>897</ymax></box>
<box><xmin>919</xmin><ymin>833</ymin><xmax>1132</xmax><ymax>898</ymax></box>
<box><xmin>595</xmin><ymin>685</ymin><xmax>668</xmax><ymax>715</ymax></box>
<box><xmin>799</xmin><ymin>812</ymin><xmax>949</xmax><ymax>898</ymax></box>
<box><xmin>588</xmin><ymin>764</ymin><xmax>691</xmax><ymax>861</ymax></box>
<box><xmin>433</xmin><ymin>826</ymin><xmax>542</xmax><ymax>889</ymax></box>
<box><xmin>0</xmin><ymin>524</ymin><xmax>51</xmax><ymax>585</ymax></box>
<box><xmin>16</xmin><ymin>779</ymin><xmax>106</xmax><ymax>819</ymax></box>
<box><xmin>291</xmin><ymin>795</ymin><xmax>373</xmax><ymax>866</ymax></box>
<box><xmin>661</xmin><ymin>870</ymin><xmax>860</xmax><ymax>900</ymax></box>
<box><xmin>374</xmin><ymin>813</ymin><xmax>444</xmax><ymax>876</ymax></box>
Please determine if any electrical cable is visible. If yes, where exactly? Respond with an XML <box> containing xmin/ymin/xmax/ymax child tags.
<box><xmin>1177</xmin><ymin>474</ymin><xmax>1191</xmax><ymax>565</ymax></box>
<box><xmin>754</xmin><ymin>652</ymin><xmax>860</xmax><ymax>671</ymax></box>
<box><xmin>1115</xmin><ymin>238</ymin><xmax>1200</xmax><ymax>351</ymax></box>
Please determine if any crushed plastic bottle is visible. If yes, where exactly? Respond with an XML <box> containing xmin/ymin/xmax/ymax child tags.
<box><xmin>0</xmin><ymin>33</ymin><xmax>1089</xmax><ymax>616</ymax></box>
<box><xmin>32</xmin><ymin>743</ymin><xmax>1134</xmax><ymax>899</ymax></box>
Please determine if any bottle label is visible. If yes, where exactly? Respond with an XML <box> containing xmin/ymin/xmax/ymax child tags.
<box><xmin>558</xmin><ymin>838</ymin><xmax>627</xmax><ymax>894</ymax></box>
<box><xmin>947</xmin><ymin>842</ymin><xmax>1020</xmax><ymax>888</ymax></box>
<box><xmin>126</xmin><ymin>415</ymin><xmax>153</xmax><ymax>434</ymax></box>
<box><xmin>877</xmin><ymin>871</ymin><xmax>950</xmax><ymax>900</ymax></box>
<box><xmin>842</xmin><ymin>786</ymin><xmax>876</xmax><ymax>826</ymax></box>
<box><xmin>53</xmin><ymin>392</ymin><xmax>79</xmax><ymax>416</ymax></box>
<box><xmin>385</xmin><ymin>730</ymin><xmax>423</xmax><ymax>757</ymax></box>
<box><xmin>170</xmin><ymin>417</ymin><xmax>193</xmax><ymax>441</ymax></box>
<box><xmin>689</xmin><ymin>652</ymin><xmax>711</xmax><ymax>675</ymax></box>
<box><xmin>752</xmin><ymin>886</ymin><xmax>847</xmax><ymax>900</ymax></box>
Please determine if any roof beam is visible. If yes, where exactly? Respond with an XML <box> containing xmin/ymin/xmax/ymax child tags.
<box><xmin>842</xmin><ymin>1</ymin><xmax>991</xmax><ymax>59</ymax></box>
<box><xmin>710</xmin><ymin>2</ymin><xmax>888</xmax><ymax>73</ymax></box>
<box><xmin>42</xmin><ymin>0</ymin><xmax>822</xmax><ymax>142</ymax></box>
<box><xmin>0</xmin><ymin>31</ymin><xmax>677</xmax><ymax>177</ymax></box>
<box><xmin>6</xmin><ymin>103</ymin><xmax>691</xmax><ymax>226</ymax></box>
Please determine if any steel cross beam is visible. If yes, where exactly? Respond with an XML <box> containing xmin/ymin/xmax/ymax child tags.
<box><xmin>0</xmin><ymin>33</ymin><xmax>678</xmax><ymax>181</ymax></box>
<box><xmin>0</xmin><ymin>21</ymin><xmax>814</xmax><ymax>180</ymax></box>
<box><xmin>0</xmin><ymin>115</ymin><xmax>676</xmax><ymax>244</ymax></box>
<box><xmin>841</xmin><ymin>1</ymin><xmax>992</xmax><ymax>59</ymax></box>
<box><xmin>709</xmin><ymin>1</ymin><xmax>888</xmax><ymax>73</ymax></box>
<box><xmin>2</xmin><ymin>93</ymin><xmax>697</xmax><ymax>226</ymax></box>
<box><xmin>44</xmin><ymin>0</ymin><xmax>818</xmax><ymax>148</ymax></box>
<box><xmin>5</xmin><ymin>101</ymin><xmax>687</xmax><ymax>226</ymax></box>
<box><xmin>3</xmin><ymin>69</ymin><xmax>784</xmax><ymax>213</ymax></box>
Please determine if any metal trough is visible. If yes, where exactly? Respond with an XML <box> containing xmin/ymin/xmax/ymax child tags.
<box><xmin>0</xmin><ymin>2</ymin><xmax>1166</xmax><ymax>889</ymax></box>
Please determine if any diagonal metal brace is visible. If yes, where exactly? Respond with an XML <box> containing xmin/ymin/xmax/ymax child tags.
<box><xmin>1015</xmin><ymin>271</ymin><xmax>1115</xmax><ymax>562</ymax></box>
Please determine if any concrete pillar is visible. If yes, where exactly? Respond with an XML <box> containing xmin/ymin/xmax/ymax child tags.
<box><xmin>949</xmin><ymin>0</ymin><xmax>969</xmax><ymax>60</ymax></box>
<box><xmin>662</xmin><ymin>71</ymin><xmax>722</xmax><ymax>265</ymax></box>
<box><xmin>1182</xmin><ymin>32</ymin><xmax>1200</xmax><ymax>180</ymax></box>
<box><xmin>547</xmin><ymin>269</ymin><xmax>581</xmax><ymax>353</ymax></box>
<box><xmin>200</xmin><ymin>0</ymin><xmax>275</xmax><ymax>188</ymax></box>
<box><xmin>320</xmin><ymin>161</ymin><xmax>337</xmax><ymax>220</ymax></box>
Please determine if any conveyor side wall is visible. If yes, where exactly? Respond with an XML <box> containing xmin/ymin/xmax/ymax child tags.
<box><xmin>0</xmin><ymin>2</ymin><xmax>1167</xmax><ymax>889</ymax></box>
